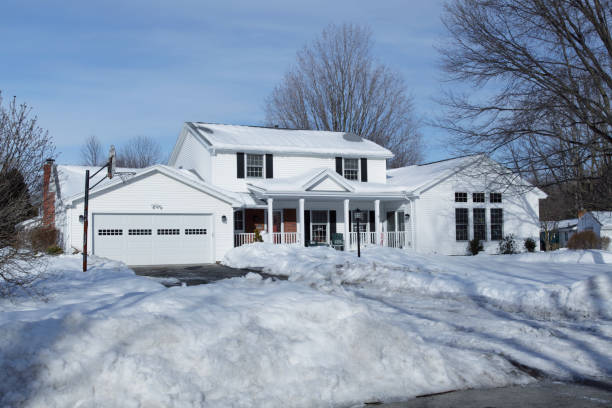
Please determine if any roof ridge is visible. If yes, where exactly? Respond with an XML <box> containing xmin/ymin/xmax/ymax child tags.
<box><xmin>191</xmin><ymin>122</ymin><xmax>343</xmax><ymax>133</ymax></box>
<box><xmin>417</xmin><ymin>153</ymin><xmax>483</xmax><ymax>167</ymax></box>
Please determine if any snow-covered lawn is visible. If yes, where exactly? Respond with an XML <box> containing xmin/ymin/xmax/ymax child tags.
<box><xmin>1</xmin><ymin>247</ymin><xmax>611</xmax><ymax>407</ymax></box>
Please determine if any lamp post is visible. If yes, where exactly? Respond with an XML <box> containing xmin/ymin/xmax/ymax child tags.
<box><xmin>354</xmin><ymin>208</ymin><xmax>365</xmax><ymax>257</ymax></box>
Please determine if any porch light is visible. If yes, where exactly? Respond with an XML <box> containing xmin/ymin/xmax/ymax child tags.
<box><xmin>353</xmin><ymin>208</ymin><xmax>365</xmax><ymax>221</ymax></box>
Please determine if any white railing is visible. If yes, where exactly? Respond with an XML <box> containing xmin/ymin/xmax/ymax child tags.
<box><xmin>383</xmin><ymin>231</ymin><xmax>411</xmax><ymax>249</ymax></box>
<box><xmin>272</xmin><ymin>232</ymin><xmax>299</xmax><ymax>244</ymax></box>
<box><xmin>348</xmin><ymin>232</ymin><xmax>377</xmax><ymax>250</ymax></box>
<box><xmin>235</xmin><ymin>232</ymin><xmax>300</xmax><ymax>247</ymax></box>
<box><xmin>234</xmin><ymin>233</ymin><xmax>256</xmax><ymax>247</ymax></box>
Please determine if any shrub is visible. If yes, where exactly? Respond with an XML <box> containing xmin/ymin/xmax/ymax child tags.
<box><xmin>29</xmin><ymin>227</ymin><xmax>58</xmax><ymax>251</ymax></box>
<box><xmin>46</xmin><ymin>245</ymin><xmax>63</xmax><ymax>255</ymax></box>
<box><xmin>253</xmin><ymin>229</ymin><xmax>264</xmax><ymax>243</ymax></box>
<box><xmin>567</xmin><ymin>230</ymin><xmax>601</xmax><ymax>250</ymax></box>
<box><xmin>467</xmin><ymin>238</ymin><xmax>483</xmax><ymax>256</ymax></box>
<box><xmin>524</xmin><ymin>237</ymin><xmax>536</xmax><ymax>253</ymax></box>
<box><xmin>601</xmin><ymin>236</ymin><xmax>610</xmax><ymax>251</ymax></box>
<box><xmin>498</xmin><ymin>234</ymin><xmax>518</xmax><ymax>254</ymax></box>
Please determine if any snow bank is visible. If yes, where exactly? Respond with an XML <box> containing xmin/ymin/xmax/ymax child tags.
<box><xmin>0</xmin><ymin>256</ymin><xmax>530</xmax><ymax>407</ymax></box>
<box><xmin>224</xmin><ymin>244</ymin><xmax>612</xmax><ymax>319</ymax></box>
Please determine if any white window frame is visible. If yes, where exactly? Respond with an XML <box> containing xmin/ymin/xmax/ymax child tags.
<box><xmin>246</xmin><ymin>153</ymin><xmax>265</xmax><ymax>178</ymax></box>
<box><xmin>310</xmin><ymin>210</ymin><xmax>329</xmax><ymax>243</ymax></box>
<box><xmin>234</xmin><ymin>210</ymin><xmax>245</xmax><ymax>232</ymax></box>
<box><xmin>343</xmin><ymin>158</ymin><xmax>360</xmax><ymax>181</ymax></box>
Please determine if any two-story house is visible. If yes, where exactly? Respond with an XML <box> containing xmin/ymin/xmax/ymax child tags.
<box><xmin>43</xmin><ymin>123</ymin><xmax>545</xmax><ymax>265</ymax></box>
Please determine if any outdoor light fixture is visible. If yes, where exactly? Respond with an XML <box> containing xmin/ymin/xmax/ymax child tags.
<box><xmin>221</xmin><ymin>215</ymin><xmax>227</xmax><ymax>223</ymax></box>
<box><xmin>79</xmin><ymin>215</ymin><xmax>84</xmax><ymax>223</ymax></box>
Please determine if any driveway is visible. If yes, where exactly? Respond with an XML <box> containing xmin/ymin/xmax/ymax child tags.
<box><xmin>132</xmin><ymin>263</ymin><xmax>286</xmax><ymax>287</ymax></box>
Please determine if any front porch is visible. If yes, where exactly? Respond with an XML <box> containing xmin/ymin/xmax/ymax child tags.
<box><xmin>233</xmin><ymin>199</ymin><xmax>413</xmax><ymax>251</ymax></box>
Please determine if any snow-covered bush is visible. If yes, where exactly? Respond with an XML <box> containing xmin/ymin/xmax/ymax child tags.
<box><xmin>498</xmin><ymin>234</ymin><xmax>518</xmax><ymax>254</ymax></box>
<box><xmin>524</xmin><ymin>238</ymin><xmax>536</xmax><ymax>253</ymax></box>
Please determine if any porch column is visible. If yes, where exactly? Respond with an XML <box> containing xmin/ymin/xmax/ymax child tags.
<box><xmin>374</xmin><ymin>199</ymin><xmax>381</xmax><ymax>245</ymax></box>
<box><xmin>343</xmin><ymin>199</ymin><xmax>350</xmax><ymax>251</ymax></box>
<box><xmin>410</xmin><ymin>199</ymin><xmax>416</xmax><ymax>250</ymax></box>
<box><xmin>299</xmin><ymin>198</ymin><xmax>305</xmax><ymax>246</ymax></box>
<box><xmin>267</xmin><ymin>198</ymin><xmax>274</xmax><ymax>239</ymax></box>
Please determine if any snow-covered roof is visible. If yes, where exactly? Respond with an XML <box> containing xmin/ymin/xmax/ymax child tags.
<box><xmin>247</xmin><ymin>168</ymin><xmax>408</xmax><ymax>197</ymax></box>
<box><xmin>186</xmin><ymin>122</ymin><xmax>394</xmax><ymax>159</ymax></box>
<box><xmin>386</xmin><ymin>155</ymin><xmax>482</xmax><ymax>192</ymax></box>
<box><xmin>55</xmin><ymin>165</ymin><xmax>139</xmax><ymax>202</ymax></box>
<box><xmin>591</xmin><ymin>211</ymin><xmax>612</xmax><ymax>227</ymax></box>
<box><xmin>557</xmin><ymin>219</ymin><xmax>578</xmax><ymax>229</ymax></box>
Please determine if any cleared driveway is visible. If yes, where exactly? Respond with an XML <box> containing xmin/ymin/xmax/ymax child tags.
<box><xmin>132</xmin><ymin>263</ymin><xmax>285</xmax><ymax>286</ymax></box>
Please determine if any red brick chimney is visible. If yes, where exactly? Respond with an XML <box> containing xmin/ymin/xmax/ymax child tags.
<box><xmin>578</xmin><ymin>209</ymin><xmax>587</xmax><ymax>219</ymax></box>
<box><xmin>42</xmin><ymin>158</ymin><xmax>55</xmax><ymax>227</ymax></box>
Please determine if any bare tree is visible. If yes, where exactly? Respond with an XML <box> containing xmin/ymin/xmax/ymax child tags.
<box><xmin>116</xmin><ymin>135</ymin><xmax>163</xmax><ymax>168</ymax></box>
<box><xmin>0</xmin><ymin>91</ymin><xmax>55</xmax><ymax>297</ymax></box>
<box><xmin>265</xmin><ymin>23</ymin><xmax>423</xmax><ymax>167</ymax></box>
<box><xmin>80</xmin><ymin>135</ymin><xmax>104</xmax><ymax>166</ymax></box>
<box><xmin>438</xmin><ymin>0</ymin><xmax>612</xmax><ymax>211</ymax></box>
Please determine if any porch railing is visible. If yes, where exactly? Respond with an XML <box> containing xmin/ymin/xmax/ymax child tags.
<box><xmin>235</xmin><ymin>231</ymin><xmax>411</xmax><ymax>249</ymax></box>
<box><xmin>235</xmin><ymin>232</ymin><xmax>256</xmax><ymax>247</ymax></box>
<box><xmin>348</xmin><ymin>232</ymin><xmax>377</xmax><ymax>250</ymax></box>
<box><xmin>272</xmin><ymin>232</ymin><xmax>299</xmax><ymax>244</ymax></box>
<box><xmin>383</xmin><ymin>231</ymin><xmax>411</xmax><ymax>249</ymax></box>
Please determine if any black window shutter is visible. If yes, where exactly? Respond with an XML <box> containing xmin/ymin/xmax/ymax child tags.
<box><xmin>304</xmin><ymin>211</ymin><xmax>311</xmax><ymax>245</ymax></box>
<box><xmin>265</xmin><ymin>154</ymin><xmax>273</xmax><ymax>179</ymax></box>
<box><xmin>329</xmin><ymin>210</ymin><xmax>337</xmax><ymax>235</ymax></box>
<box><xmin>335</xmin><ymin>157</ymin><xmax>343</xmax><ymax>175</ymax></box>
<box><xmin>369</xmin><ymin>210</ymin><xmax>375</xmax><ymax>232</ymax></box>
<box><xmin>348</xmin><ymin>210</ymin><xmax>352</xmax><ymax>232</ymax></box>
<box><xmin>361</xmin><ymin>158</ymin><xmax>368</xmax><ymax>182</ymax></box>
<box><xmin>237</xmin><ymin>153</ymin><xmax>245</xmax><ymax>178</ymax></box>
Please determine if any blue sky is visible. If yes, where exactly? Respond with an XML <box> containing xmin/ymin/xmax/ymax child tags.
<box><xmin>1</xmin><ymin>0</ymin><xmax>451</xmax><ymax>164</ymax></box>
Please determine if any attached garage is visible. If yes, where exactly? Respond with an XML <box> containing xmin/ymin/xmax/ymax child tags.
<box><xmin>64</xmin><ymin>165</ymin><xmax>240</xmax><ymax>265</ymax></box>
<box><xmin>93</xmin><ymin>213</ymin><xmax>214</xmax><ymax>265</ymax></box>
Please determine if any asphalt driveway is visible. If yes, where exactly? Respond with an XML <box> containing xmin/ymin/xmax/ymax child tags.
<box><xmin>132</xmin><ymin>263</ymin><xmax>286</xmax><ymax>287</ymax></box>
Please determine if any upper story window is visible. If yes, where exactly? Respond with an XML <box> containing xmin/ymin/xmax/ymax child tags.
<box><xmin>344</xmin><ymin>158</ymin><xmax>359</xmax><ymax>180</ymax></box>
<box><xmin>246</xmin><ymin>154</ymin><xmax>264</xmax><ymax>178</ymax></box>
<box><xmin>490</xmin><ymin>192</ymin><xmax>502</xmax><ymax>203</ymax></box>
<box><xmin>455</xmin><ymin>192</ymin><xmax>468</xmax><ymax>202</ymax></box>
<box><xmin>473</xmin><ymin>192</ymin><xmax>485</xmax><ymax>203</ymax></box>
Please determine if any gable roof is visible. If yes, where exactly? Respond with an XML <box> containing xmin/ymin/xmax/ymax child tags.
<box><xmin>590</xmin><ymin>211</ymin><xmax>612</xmax><ymax>227</ymax></box>
<box><xmin>184</xmin><ymin>122</ymin><xmax>394</xmax><ymax>159</ymax></box>
<box><xmin>60</xmin><ymin>164</ymin><xmax>242</xmax><ymax>207</ymax></box>
<box><xmin>387</xmin><ymin>154</ymin><xmax>547</xmax><ymax>198</ymax></box>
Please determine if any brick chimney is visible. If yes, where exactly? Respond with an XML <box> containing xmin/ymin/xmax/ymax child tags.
<box><xmin>42</xmin><ymin>158</ymin><xmax>56</xmax><ymax>227</ymax></box>
<box><xmin>578</xmin><ymin>209</ymin><xmax>587</xmax><ymax>219</ymax></box>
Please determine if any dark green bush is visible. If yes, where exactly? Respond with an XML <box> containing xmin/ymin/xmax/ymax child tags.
<box><xmin>467</xmin><ymin>238</ymin><xmax>484</xmax><ymax>255</ymax></box>
<box><xmin>524</xmin><ymin>237</ymin><xmax>536</xmax><ymax>252</ymax></box>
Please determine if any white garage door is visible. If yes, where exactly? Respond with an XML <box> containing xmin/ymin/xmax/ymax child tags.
<box><xmin>93</xmin><ymin>214</ymin><xmax>213</xmax><ymax>265</ymax></box>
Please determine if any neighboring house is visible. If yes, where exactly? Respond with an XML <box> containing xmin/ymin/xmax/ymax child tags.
<box><xmin>551</xmin><ymin>211</ymin><xmax>612</xmax><ymax>248</ymax></box>
<box><xmin>43</xmin><ymin>123</ymin><xmax>545</xmax><ymax>265</ymax></box>
<box><xmin>557</xmin><ymin>218</ymin><xmax>578</xmax><ymax>247</ymax></box>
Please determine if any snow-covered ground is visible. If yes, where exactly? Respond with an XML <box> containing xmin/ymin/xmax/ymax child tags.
<box><xmin>1</xmin><ymin>247</ymin><xmax>611</xmax><ymax>407</ymax></box>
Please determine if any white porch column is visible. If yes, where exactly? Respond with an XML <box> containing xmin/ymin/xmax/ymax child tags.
<box><xmin>267</xmin><ymin>198</ymin><xmax>274</xmax><ymax>240</ymax></box>
<box><xmin>343</xmin><ymin>199</ymin><xmax>350</xmax><ymax>251</ymax></box>
<box><xmin>374</xmin><ymin>199</ymin><xmax>381</xmax><ymax>245</ymax></box>
<box><xmin>410</xmin><ymin>199</ymin><xmax>416</xmax><ymax>250</ymax></box>
<box><xmin>299</xmin><ymin>198</ymin><xmax>305</xmax><ymax>246</ymax></box>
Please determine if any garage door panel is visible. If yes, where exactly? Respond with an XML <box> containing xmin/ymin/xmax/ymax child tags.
<box><xmin>93</xmin><ymin>213</ymin><xmax>213</xmax><ymax>265</ymax></box>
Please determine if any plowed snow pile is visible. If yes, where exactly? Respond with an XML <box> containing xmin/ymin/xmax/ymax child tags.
<box><xmin>1</xmin><ymin>247</ymin><xmax>611</xmax><ymax>407</ymax></box>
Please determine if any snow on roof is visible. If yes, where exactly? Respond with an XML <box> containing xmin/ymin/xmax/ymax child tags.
<box><xmin>187</xmin><ymin>123</ymin><xmax>394</xmax><ymax>158</ymax></box>
<box><xmin>591</xmin><ymin>211</ymin><xmax>612</xmax><ymax>227</ymax></box>
<box><xmin>386</xmin><ymin>155</ymin><xmax>481</xmax><ymax>192</ymax></box>
<box><xmin>557</xmin><ymin>219</ymin><xmax>578</xmax><ymax>229</ymax></box>
<box><xmin>56</xmin><ymin>165</ymin><xmax>139</xmax><ymax>202</ymax></box>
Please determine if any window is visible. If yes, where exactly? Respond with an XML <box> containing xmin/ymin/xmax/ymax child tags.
<box><xmin>98</xmin><ymin>229</ymin><xmax>122</xmax><ymax>236</ymax></box>
<box><xmin>397</xmin><ymin>211</ymin><xmax>405</xmax><ymax>231</ymax></box>
<box><xmin>473</xmin><ymin>192</ymin><xmax>485</xmax><ymax>203</ymax></box>
<box><xmin>351</xmin><ymin>211</ymin><xmax>368</xmax><ymax>232</ymax></box>
<box><xmin>343</xmin><ymin>158</ymin><xmax>359</xmax><ymax>180</ymax></box>
<box><xmin>311</xmin><ymin>210</ymin><xmax>328</xmax><ymax>242</ymax></box>
<box><xmin>490</xmin><ymin>192</ymin><xmax>502</xmax><ymax>203</ymax></box>
<box><xmin>491</xmin><ymin>209</ymin><xmax>503</xmax><ymax>240</ymax></box>
<box><xmin>473</xmin><ymin>208</ymin><xmax>486</xmax><ymax>241</ymax></box>
<box><xmin>234</xmin><ymin>210</ymin><xmax>244</xmax><ymax>231</ymax></box>
<box><xmin>455</xmin><ymin>208</ymin><xmax>468</xmax><ymax>241</ymax></box>
<box><xmin>246</xmin><ymin>154</ymin><xmax>264</xmax><ymax>178</ymax></box>
<box><xmin>157</xmin><ymin>229</ymin><xmax>180</xmax><ymax>235</ymax></box>
<box><xmin>185</xmin><ymin>228</ymin><xmax>207</xmax><ymax>235</ymax></box>
<box><xmin>455</xmin><ymin>192</ymin><xmax>467</xmax><ymax>202</ymax></box>
<box><xmin>128</xmin><ymin>229</ymin><xmax>151</xmax><ymax>235</ymax></box>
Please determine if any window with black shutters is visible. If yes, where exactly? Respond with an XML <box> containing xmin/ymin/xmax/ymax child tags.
<box><xmin>343</xmin><ymin>158</ymin><xmax>359</xmax><ymax>180</ymax></box>
<box><xmin>473</xmin><ymin>208</ymin><xmax>486</xmax><ymax>241</ymax></box>
<box><xmin>455</xmin><ymin>208</ymin><xmax>469</xmax><ymax>241</ymax></box>
<box><xmin>455</xmin><ymin>192</ymin><xmax>468</xmax><ymax>202</ymax></box>
<box><xmin>490</xmin><ymin>192</ymin><xmax>502</xmax><ymax>203</ymax></box>
<box><xmin>473</xmin><ymin>192</ymin><xmax>485</xmax><ymax>202</ymax></box>
<box><xmin>246</xmin><ymin>154</ymin><xmax>264</xmax><ymax>178</ymax></box>
<box><xmin>491</xmin><ymin>209</ymin><xmax>503</xmax><ymax>240</ymax></box>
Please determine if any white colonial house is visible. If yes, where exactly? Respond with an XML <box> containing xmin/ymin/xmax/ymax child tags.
<box><xmin>43</xmin><ymin>123</ymin><xmax>545</xmax><ymax>265</ymax></box>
